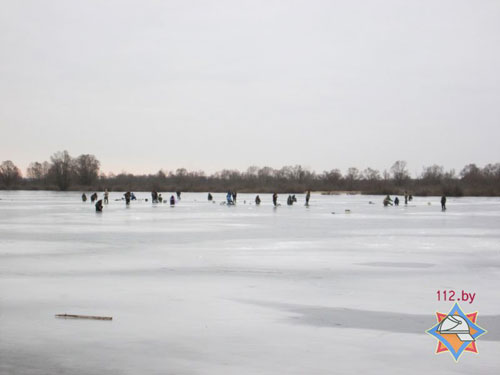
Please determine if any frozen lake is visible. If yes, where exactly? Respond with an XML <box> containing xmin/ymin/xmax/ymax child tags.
<box><xmin>1</xmin><ymin>191</ymin><xmax>499</xmax><ymax>374</ymax></box>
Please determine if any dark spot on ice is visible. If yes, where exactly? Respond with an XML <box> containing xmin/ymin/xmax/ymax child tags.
<box><xmin>237</xmin><ymin>300</ymin><xmax>500</xmax><ymax>341</ymax></box>
<box><xmin>357</xmin><ymin>262</ymin><xmax>434</xmax><ymax>269</ymax></box>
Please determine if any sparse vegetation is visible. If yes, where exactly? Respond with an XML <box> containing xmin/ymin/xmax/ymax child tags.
<box><xmin>1</xmin><ymin>153</ymin><xmax>499</xmax><ymax>196</ymax></box>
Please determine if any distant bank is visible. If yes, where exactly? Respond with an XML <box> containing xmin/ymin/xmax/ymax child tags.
<box><xmin>1</xmin><ymin>187</ymin><xmax>500</xmax><ymax>197</ymax></box>
<box><xmin>1</xmin><ymin>153</ymin><xmax>499</xmax><ymax>196</ymax></box>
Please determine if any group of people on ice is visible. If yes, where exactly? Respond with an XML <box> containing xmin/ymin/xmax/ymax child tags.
<box><xmin>85</xmin><ymin>189</ymin><xmax>447</xmax><ymax>213</ymax></box>
<box><xmin>151</xmin><ymin>191</ymin><xmax>181</xmax><ymax>204</ymax></box>
<box><xmin>83</xmin><ymin>190</ymin><xmax>111</xmax><ymax>212</ymax></box>
<box><xmin>148</xmin><ymin>191</ymin><xmax>177</xmax><ymax>206</ymax></box>
<box><xmin>218</xmin><ymin>191</ymin><xmax>310</xmax><ymax>207</ymax></box>
<box><xmin>383</xmin><ymin>191</ymin><xmax>414</xmax><ymax>207</ymax></box>
<box><xmin>86</xmin><ymin>190</ymin><xmax>314</xmax><ymax>212</ymax></box>
<box><xmin>225</xmin><ymin>191</ymin><xmax>238</xmax><ymax>205</ymax></box>
<box><xmin>383</xmin><ymin>192</ymin><xmax>447</xmax><ymax>210</ymax></box>
<box><xmin>85</xmin><ymin>189</ymin><xmax>181</xmax><ymax>212</ymax></box>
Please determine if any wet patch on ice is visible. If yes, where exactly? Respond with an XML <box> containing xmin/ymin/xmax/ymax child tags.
<box><xmin>238</xmin><ymin>300</ymin><xmax>500</xmax><ymax>341</ymax></box>
<box><xmin>356</xmin><ymin>262</ymin><xmax>434</xmax><ymax>268</ymax></box>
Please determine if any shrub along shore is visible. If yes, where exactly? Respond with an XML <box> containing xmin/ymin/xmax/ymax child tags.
<box><xmin>1</xmin><ymin>152</ymin><xmax>499</xmax><ymax>196</ymax></box>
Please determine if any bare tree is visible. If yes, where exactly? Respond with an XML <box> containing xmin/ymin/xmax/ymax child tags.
<box><xmin>175</xmin><ymin>168</ymin><xmax>188</xmax><ymax>177</ymax></box>
<box><xmin>245</xmin><ymin>166</ymin><xmax>259</xmax><ymax>177</ymax></box>
<box><xmin>362</xmin><ymin>167</ymin><xmax>381</xmax><ymax>181</ymax></box>
<box><xmin>0</xmin><ymin>160</ymin><xmax>22</xmax><ymax>187</ymax></box>
<box><xmin>26</xmin><ymin>161</ymin><xmax>50</xmax><ymax>187</ymax></box>
<box><xmin>322</xmin><ymin>169</ymin><xmax>342</xmax><ymax>182</ymax></box>
<box><xmin>483</xmin><ymin>163</ymin><xmax>500</xmax><ymax>179</ymax></box>
<box><xmin>382</xmin><ymin>169</ymin><xmax>390</xmax><ymax>180</ymax></box>
<box><xmin>157</xmin><ymin>170</ymin><xmax>167</xmax><ymax>180</ymax></box>
<box><xmin>74</xmin><ymin>154</ymin><xmax>100</xmax><ymax>186</ymax></box>
<box><xmin>257</xmin><ymin>166</ymin><xmax>274</xmax><ymax>178</ymax></box>
<box><xmin>390</xmin><ymin>160</ymin><xmax>410</xmax><ymax>185</ymax></box>
<box><xmin>421</xmin><ymin>165</ymin><xmax>445</xmax><ymax>183</ymax></box>
<box><xmin>48</xmin><ymin>151</ymin><xmax>74</xmax><ymax>190</ymax></box>
<box><xmin>26</xmin><ymin>162</ymin><xmax>41</xmax><ymax>180</ymax></box>
<box><xmin>345</xmin><ymin>167</ymin><xmax>360</xmax><ymax>190</ymax></box>
<box><xmin>460</xmin><ymin>164</ymin><xmax>482</xmax><ymax>182</ymax></box>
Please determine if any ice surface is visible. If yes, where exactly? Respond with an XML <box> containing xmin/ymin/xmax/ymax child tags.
<box><xmin>1</xmin><ymin>191</ymin><xmax>499</xmax><ymax>374</ymax></box>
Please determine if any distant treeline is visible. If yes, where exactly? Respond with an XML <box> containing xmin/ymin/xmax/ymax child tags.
<box><xmin>1</xmin><ymin>151</ymin><xmax>499</xmax><ymax>196</ymax></box>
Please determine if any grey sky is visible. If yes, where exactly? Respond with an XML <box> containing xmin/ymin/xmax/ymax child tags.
<box><xmin>1</xmin><ymin>0</ymin><xmax>499</xmax><ymax>175</ymax></box>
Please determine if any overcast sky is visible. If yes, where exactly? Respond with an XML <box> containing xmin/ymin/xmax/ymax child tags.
<box><xmin>1</xmin><ymin>0</ymin><xmax>499</xmax><ymax>175</ymax></box>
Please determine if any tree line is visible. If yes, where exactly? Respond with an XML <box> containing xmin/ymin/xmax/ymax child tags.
<box><xmin>1</xmin><ymin>151</ymin><xmax>499</xmax><ymax>196</ymax></box>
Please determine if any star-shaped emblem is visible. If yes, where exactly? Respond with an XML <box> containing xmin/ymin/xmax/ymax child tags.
<box><xmin>426</xmin><ymin>303</ymin><xmax>487</xmax><ymax>361</ymax></box>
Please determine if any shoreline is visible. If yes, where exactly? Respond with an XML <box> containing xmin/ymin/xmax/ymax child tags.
<box><xmin>1</xmin><ymin>189</ymin><xmax>500</xmax><ymax>198</ymax></box>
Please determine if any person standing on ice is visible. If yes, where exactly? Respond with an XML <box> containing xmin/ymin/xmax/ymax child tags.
<box><xmin>176</xmin><ymin>191</ymin><xmax>181</xmax><ymax>200</ymax></box>
<box><xmin>404</xmin><ymin>192</ymin><xmax>408</xmax><ymax>205</ymax></box>
<box><xmin>272</xmin><ymin>193</ymin><xmax>278</xmax><ymax>206</ymax></box>
<box><xmin>151</xmin><ymin>190</ymin><xmax>158</xmax><ymax>203</ymax></box>
<box><xmin>394</xmin><ymin>197</ymin><xmax>399</xmax><ymax>206</ymax></box>
<box><xmin>170</xmin><ymin>195</ymin><xmax>176</xmax><ymax>206</ymax></box>
<box><xmin>104</xmin><ymin>189</ymin><xmax>109</xmax><ymax>204</ymax></box>
<box><xmin>441</xmin><ymin>195</ymin><xmax>447</xmax><ymax>211</ymax></box>
<box><xmin>255</xmin><ymin>195</ymin><xmax>261</xmax><ymax>205</ymax></box>
<box><xmin>226</xmin><ymin>191</ymin><xmax>233</xmax><ymax>205</ymax></box>
<box><xmin>124</xmin><ymin>191</ymin><xmax>131</xmax><ymax>205</ymax></box>
<box><xmin>305</xmin><ymin>191</ymin><xmax>311</xmax><ymax>206</ymax></box>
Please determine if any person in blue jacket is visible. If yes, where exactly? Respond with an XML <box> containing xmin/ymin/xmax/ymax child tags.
<box><xmin>226</xmin><ymin>191</ymin><xmax>233</xmax><ymax>205</ymax></box>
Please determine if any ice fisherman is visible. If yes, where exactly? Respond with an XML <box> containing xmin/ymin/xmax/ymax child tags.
<box><xmin>151</xmin><ymin>191</ymin><xmax>158</xmax><ymax>203</ymax></box>
<box><xmin>82</xmin><ymin>193</ymin><xmax>87</xmax><ymax>202</ymax></box>
<box><xmin>124</xmin><ymin>192</ymin><xmax>131</xmax><ymax>205</ymax></box>
<box><xmin>383</xmin><ymin>195</ymin><xmax>393</xmax><ymax>207</ymax></box>
<box><xmin>170</xmin><ymin>195</ymin><xmax>176</xmax><ymax>205</ymax></box>
<box><xmin>208</xmin><ymin>193</ymin><xmax>213</xmax><ymax>201</ymax></box>
<box><xmin>441</xmin><ymin>195</ymin><xmax>447</xmax><ymax>211</ymax></box>
<box><xmin>90</xmin><ymin>193</ymin><xmax>98</xmax><ymax>203</ymax></box>
<box><xmin>305</xmin><ymin>191</ymin><xmax>311</xmax><ymax>206</ymax></box>
<box><xmin>272</xmin><ymin>193</ymin><xmax>278</xmax><ymax>206</ymax></box>
<box><xmin>95</xmin><ymin>199</ymin><xmax>103</xmax><ymax>212</ymax></box>
<box><xmin>226</xmin><ymin>191</ymin><xmax>233</xmax><ymax>205</ymax></box>
<box><xmin>255</xmin><ymin>195</ymin><xmax>261</xmax><ymax>205</ymax></box>
<box><xmin>104</xmin><ymin>190</ymin><xmax>109</xmax><ymax>204</ymax></box>
<box><xmin>394</xmin><ymin>197</ymin><xmax>399</xmax><ymax>206</ymax></box>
